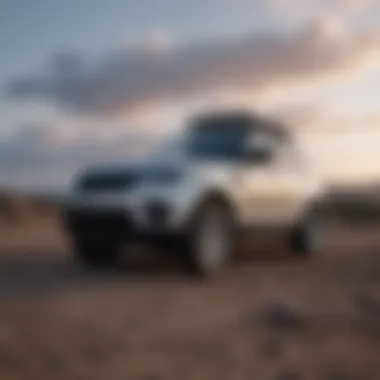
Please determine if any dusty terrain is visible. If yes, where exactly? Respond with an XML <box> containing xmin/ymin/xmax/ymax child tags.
<box><xmin>1</xmin><ymin>215</ymin><xmax>380</xmax><ymax>379</ymax></box>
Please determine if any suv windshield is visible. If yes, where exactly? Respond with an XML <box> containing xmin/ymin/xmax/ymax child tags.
<box><xmin>186</xmin><ymin>117</ymin><xmax>250</xmax><ymax>160</ymax></box>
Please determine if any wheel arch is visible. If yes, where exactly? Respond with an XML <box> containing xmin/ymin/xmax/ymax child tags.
<box><xmin>186</xmin><ymin>188</ymin><xmax>239</xmax><ymax>229</ymax></box>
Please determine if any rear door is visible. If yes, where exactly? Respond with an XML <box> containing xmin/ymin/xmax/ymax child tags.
<box><xmin>265</xmin><ymin>141</ymin><xmax>309</xmax><ymax>224</ymax></box>
<box><xmin>237</xmin><ymin>129</ymin><xmax>281</xmax><ymax>225</ymax></box>
<box><xmin>238</xmin><ymin>132</ymin><xmax>307</xmax><ymax>226</ymax></box>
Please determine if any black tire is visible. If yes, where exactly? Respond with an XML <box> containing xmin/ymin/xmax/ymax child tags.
<box><xmin>182</xmin><ymin>198</ymin><xmax>236</xmax><ymax>278</ymax></box>
<box><xmin>289</xmin><ymin>213</ymin><xmax>321</xmax><ymax>257</ymax></box>
<box><xmin>73</xmin><ymin>241</ymin><xmax>120</xmax><ymax>268</ymax></box>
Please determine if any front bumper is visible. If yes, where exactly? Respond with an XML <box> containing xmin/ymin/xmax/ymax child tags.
<box><xmin>62</xmin><ymin>203</ymin><xmax>188</xmax><ymax>246</ymax></box>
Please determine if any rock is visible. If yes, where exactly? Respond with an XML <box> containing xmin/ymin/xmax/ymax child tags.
<box><xmin>353</xmin><ymin>293</ymin><xmax>380</xmax><ymax>316</ymax></box>
<box><xmin>260</xmin><ymin>338</ymin><xmax>283</xmax><ymax>359</ymax></box>
<box><xmin>260</xmin><ymin>302</ymin><xmax>308</xmax><ymax>332</ymax></box>
<box><xmin>323</xmin><ymin>369</ymin><xmax>355</xmax><ymax>380</ymax></box>
<box><xmin>81</xmin><ymin>344</ymin><xmax>107</xmax><ymax>363</ymax></box>
<box><xmin>43</xmin><ymin>351</ymin><xmax>68</xmax><ymax>373</ymax></box>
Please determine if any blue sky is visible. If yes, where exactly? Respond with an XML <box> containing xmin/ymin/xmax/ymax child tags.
<box><xmin>1</xmin><ymin>0</ymin><xmax>380</xmax><ymax>190</ymax></box>
<box><xmin>0</xmin><ymin>0</ymin><xmax>285</xmax><ymax>81</ymax></box>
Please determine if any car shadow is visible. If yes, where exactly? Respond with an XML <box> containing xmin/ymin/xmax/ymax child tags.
<box><xmin>0</xmin><ymin>247</ymin><xmax>194</xmax><ymax>300</ymax></box>
<box><xmin>1</xmin><ymin>245</ymin><xmax>379</xmax><ymax>302</ymax></box>
<box><xmin>0</xmin><ymin>242</ymin><xmax>310</xmax><ymax>301</ymax></box>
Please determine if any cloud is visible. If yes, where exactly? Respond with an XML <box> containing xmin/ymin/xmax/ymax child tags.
<box><xmin>0</xmin><ymin>123</ymin><xmax>157</xmax><ymax>166</ymax></box>
<box><xmin>0</xmin><ymin>121</ymin><xmax>166</xmax><ymax>190</ymax></box>
<box><xmin>6</xmin><ymin>19</ymin><xmax>380</xmax><ymax>117</ymax></box>
<box><xmin>120</xmin><ymin>30</ymin><xmax>175</xmax><ymax>53</ymax></box>
<box><xmin>3</xmin><ymin>104</ymin><xmax>380</xmax><ymax>190</ymax></box>
<box><xmin>272</xmin><ymin>104</ymin><xmax>327</xmax><ymax>130</ymax></box>
<box><xmin>272</xmin><ymin>0</ymin><xmax>377</xmax><ymax>17</ymax></box>
<box><xmin>272</xmin><ymin>102</ymin><xmax>380</xmax><ymax>136</ymax></box>
<box><xmin>0</xmin><ymin>124</ymin><xmax>63</xmax><ymax>166</ymax></box>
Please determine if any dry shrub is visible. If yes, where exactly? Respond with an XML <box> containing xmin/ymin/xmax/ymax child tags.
<box><xmin>0</xmin><ymin>194</ymin><xmax>18</xmax><ymax>224</ymax></box>
<box><xmin>0</xmin><ymin>193</ymin><xmax>43</xmax><ymax>225</ymax></box>
<box><xmin>29</xmin><ymin>199</ymin><xmax>56</xmax><ymax>218</ymax></box>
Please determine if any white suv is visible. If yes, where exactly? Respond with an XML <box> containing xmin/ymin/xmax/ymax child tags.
<box><xmin>63</xmin><ymin>111</ymin><xmax>325</xmax><ymax>276</ymax></box>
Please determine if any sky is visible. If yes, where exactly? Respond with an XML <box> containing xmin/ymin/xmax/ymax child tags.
<box><xmin>1</xmin><ymin>0</ymin><xmax>380</xmax><ymax>191</ymax></box>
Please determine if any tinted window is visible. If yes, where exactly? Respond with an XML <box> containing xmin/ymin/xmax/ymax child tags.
<box><xmin>186</xmin><ymin>117</ymin><xmax>251</xmax><ymax>160</ymax></box>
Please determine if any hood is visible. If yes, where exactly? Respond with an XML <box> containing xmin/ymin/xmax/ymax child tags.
<box><xmin>75</xmin><ymin>164</ymin><xmax>142</xmax><ymax>192</ymax></box>
<box><xmin>75</xmin><ymin>137</ymin><xmax>186</xmax><ymax>191</ymax></box>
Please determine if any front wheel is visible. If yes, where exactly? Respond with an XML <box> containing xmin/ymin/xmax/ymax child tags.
<box><xmin>183</xmin><ymin>199</ymin><xmax>236</xmax><ymax>277</ymax></box>
<box><xmin>289</xmin><ymin>214</ymin><xmax>322</xmax><ymax>257</ymax></box>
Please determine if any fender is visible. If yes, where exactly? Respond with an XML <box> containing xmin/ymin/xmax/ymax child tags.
<box><xmin>184</xmin><ymin>188</ymin><xmax>240</xmax><ymax>231</ymax></box>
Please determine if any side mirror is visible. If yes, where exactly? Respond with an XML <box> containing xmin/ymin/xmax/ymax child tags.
<box><xmin>244</xmin><ymin>146</ymin><xmax>273</xmax><ymax>163</ymax></box>
<box><xmin>243</xmin><ymin>136</ymin><xmax>274</xmax><ymax>164</ymax></box>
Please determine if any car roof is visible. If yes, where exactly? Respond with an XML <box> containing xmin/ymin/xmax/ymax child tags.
<box><xmin>188</xmin><ymin>110</ymin><xmax>290</xmax><ymax>142</ymax></box>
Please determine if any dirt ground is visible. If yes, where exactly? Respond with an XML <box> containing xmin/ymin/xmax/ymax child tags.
<box><xmin>1</xmin><ymin>218</ymin><xmax>380</xmax><ymax>380</ymax></box>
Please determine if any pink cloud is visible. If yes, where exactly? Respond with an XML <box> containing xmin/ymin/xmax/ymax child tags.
<box><xmin>7</xmin><ymin>19</ymin><xmax>380</xmax><ymax>117</ymax></box>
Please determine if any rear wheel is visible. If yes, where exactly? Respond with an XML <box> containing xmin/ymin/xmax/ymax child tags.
<box><xmin>183</xmin><ymin>199</ymin><xmax>236</xmax><ymax>277</ymax></box>
<box><xmin>289</xmin><ymin>213</ymin><xmax>321</xmax><ymax>257</ymax></box>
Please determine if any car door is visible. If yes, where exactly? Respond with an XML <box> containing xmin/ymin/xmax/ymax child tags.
<box><xmin>265</xmin><ymin>141</ymin><xmax>309</xmax><ymax>224</ymax></box>
<box><xmin>238</xmin><ymin>133</ymin><xmax>306</xmax><ymax>226</ymax></box>
<box><xmin>236</xmin><ymin>129</ymin><xmax>280</xmax><ymax>225</ymax></box>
